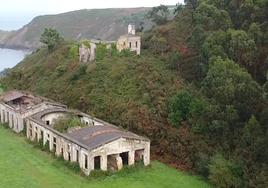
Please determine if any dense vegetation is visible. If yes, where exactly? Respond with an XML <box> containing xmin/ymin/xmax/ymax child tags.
<box><xmin>54</xmin><ymin>116</ymin><xmax>86</xmax><ymax>133</ymax></box>
<box><xmin>1</xmin><ymin>1</ymin><xmax>268</xmax><ymax>187</ymax></box>
<box><xmin>0</xmin><ymin>125</ymin><xmax>210</xmax><ymax>188</ymax></box>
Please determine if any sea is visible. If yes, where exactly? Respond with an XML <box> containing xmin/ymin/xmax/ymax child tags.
<box><xmin>0</xmin><ymin>48</ymin><xmax>29</xmax><ymax>72</ymax></box>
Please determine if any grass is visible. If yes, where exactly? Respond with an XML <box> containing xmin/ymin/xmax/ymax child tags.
<box><xmin>0</xmin><ymin>126</ymin><xmax>211</xmax><ymax>188</ymax></box>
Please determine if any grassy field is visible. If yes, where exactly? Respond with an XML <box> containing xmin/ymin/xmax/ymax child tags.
<box><xmin>0</xmin><ymin>126</ymin><xmax>210</xmax><ymax>188</ymax></box>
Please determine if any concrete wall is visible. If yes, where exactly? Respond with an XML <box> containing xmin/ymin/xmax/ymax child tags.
<box><xmin>0</xmin><ymin>103</ymin><xmax>24</xmax><ymax>133</ymax></box>
<box><xmin>0</xmin><ymin>102</ymin><xmax>62</xmax><ymax>133</ymax></box>
<box><xmin>79</xmin><ymin>43</ymin><xmax>96</xmax><ymax>63</ymax></box>
<box><xmin>80</xmin><ymin>116</ymin><xmax>103</xmax><ymax>126</ymax></box>
<box><xmin>41</xmin><ymin>112</ymin><xmax>67</xmax><ymax>126</ymax></box>
<box><xmin>26</xmin><ymin>119</ymin><xmax>92</xmax><ymax>175</ymax></box>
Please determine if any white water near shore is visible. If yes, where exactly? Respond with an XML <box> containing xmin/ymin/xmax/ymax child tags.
<box><xmin>0</xmin><ymin>48</ymin><xmax>29</xmax><ymax>71</ymax></box>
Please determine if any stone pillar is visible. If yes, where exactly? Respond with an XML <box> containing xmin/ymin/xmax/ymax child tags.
<box><xmin>5</xmin><ymin>111</ymin><xmax>8</xmax><ymax>123</ymax></box>
<box><xmin>55</xmin><ymin>139</ymin><xmax>61</xmax><ymax>157</ymax></box>
<box><xmin>0</xmin><ymin>108</ymin><xmax>3</xmax><ymax>123</ymax></box>
<box><xmin>49</xmin><ymin>134</ymin><xmax>53</xmax><ymax>151</ymax></box>
<box><xmin>8</xmin><ymin>111</ymin><xmax>12</xmax><ymax>128</ymax></box>
<box><xmin>144</xmin><ymin>143</ymin><xmax>150</xmax><ymax>166</ymax></box>
<box><xmin>26</xmin><ymin>121</ymin><xmax>29</xmax><ymax>138</ymax></box>
<box><xmin>101</xmin><ymin>155</ymin><xmax>107</xmax><ymax>171</ymax></box>
<box><xmin>116</xmin><ymin>154</ymin><xmax>123</xmax><ymax>170</ymax></box>
<box><xmin>128</xmin><ymin>150</ymin><xmax>135</xmax><ymax>166</ymax></box>
<box><xmin>18</xmin><ymin>118</ymin><xmax>24</xmax><ymax>133</ymax></box>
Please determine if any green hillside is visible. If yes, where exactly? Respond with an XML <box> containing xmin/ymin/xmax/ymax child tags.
<box><xmin>1</xmin><ymin>8</ymin><xmax>153</xmax><ymax>49</ymax></box>
<box><xmin>1</xmin><ymin>1</ymin><xmax>268</xmax><ymax>188</ymax></box>
<box><xmin>0</xmin><ymin>125</ymin><xmax>210</xmax><ymax>188</ymax></box>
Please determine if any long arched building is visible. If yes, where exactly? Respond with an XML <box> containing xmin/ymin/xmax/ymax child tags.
<box><xmin>0</xmin><ymin>90</ymin><xmax>150</xmax><ymax>175</ymax></box>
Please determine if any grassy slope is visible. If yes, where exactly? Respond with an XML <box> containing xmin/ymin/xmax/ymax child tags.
<box><xmin>2</xmin><ymin>45</ymin><xmax>189</xmax><ymax>166</ymax></box>
<box><xmin>0</xmin><ymin>126</ymin><xmax>210</xmax><ymax>188</ymax></box>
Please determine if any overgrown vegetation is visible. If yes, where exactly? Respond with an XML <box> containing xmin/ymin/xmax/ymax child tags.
<box><xmin>53</xmin><ymin>116</ymin><xmax>86</xmax><ymax>133</ymax></box>
<box><xmin>1</xmin><ymin>1</ymin><xmax>268</xmax><ymax>187</ymax></box>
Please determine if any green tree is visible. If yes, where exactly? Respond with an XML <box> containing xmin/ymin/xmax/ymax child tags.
<box><xmin>168</xmin><ymin>90</ymin><xmax>193</xmax><ymax>127</ymax></box>
<box><xmin>202</xmin><ymin>57</ymin><xmax>263</xmax><ymax>119</ymax></box>
<box><xmin>150</xmin><ymin>36</ymin><xmax>168</xmax><ymax>55</ymax></box>
<box><xmin>242</xmin><ymin>115</ymin><xmax>262</xmax><ymax>146</ymax></box>
<box><xmin>202</xmin><ymin>30</ymin><xmax>229</xmax><ymax>60</ymax></box>
<box><xmin>208</xmin><ymin>154</ymin><xmax>243</xmax><ymax>188</ymax></box>
<box><xmin>40</xmin><ymin>28</ymin><xmax>62</xmax><ymax>51</ymax></box>
<box><xmin>194</xmin><ymin>2</ymin><xmax>232</xmax><ymax>31</ymax></box>
<box><xmin>146</xmin><ymin>5</ymin><xmax>170</xmax><ymax>25</ymax></box>
<box><xmin>227</xmin><ymin>29</ymin><xmax>257</xmax><ymax>66</ymax></box>
<box><xmin>242</xmin><ymin>115</ymin><xmax>268</xmax><ymax>162</ymax></box>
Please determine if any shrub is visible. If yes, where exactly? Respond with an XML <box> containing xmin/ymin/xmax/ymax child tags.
<box><xmin>168</xmin><ymin>51</ymin><xmax>181</xmax><ymax>69</ymax></box>
<box><xmin>54</xmin><ymin>116</ymin><xmax>86</xmax><ymax>133</ymax></box>
<box><xmin>119</xmin><ymin>49</ymin><xmax>133</xmax><ymax>57</ymax></box>
<box><xmin>96</xmin><ymin>43</ymin><xmax>107</xmax><ymax>61</ymax></box>
<box><xmin>56</xmin><ymin>65</ymin><xmax>67</xmax><ymax>77</ymax></box>
<box><xmin>69</xmin><ymin>64</ymin><xmax>87</xmax><ymax>82</ymax></box>
<box><xmin>69</xmin><ymin>45</ymin><xmax>79</xmax><ymax>59</ymax></box>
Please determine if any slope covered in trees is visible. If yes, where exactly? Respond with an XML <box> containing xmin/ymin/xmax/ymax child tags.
<box><xmin>1</xmin><ymin>1</ymin><xmax>268</xmax><ymax>187</ymax></box>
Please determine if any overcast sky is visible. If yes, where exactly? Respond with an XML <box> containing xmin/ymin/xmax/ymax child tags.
<box><xmin>0</xmin><ymin>0</ymin><xmax>183</xmax><ymax>30</ymax></box>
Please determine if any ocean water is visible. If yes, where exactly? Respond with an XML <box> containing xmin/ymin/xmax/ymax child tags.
<box><xmin>0</xmin><ymin>48</ymin><xmax>29</xmax><ymax>71</ymax></box>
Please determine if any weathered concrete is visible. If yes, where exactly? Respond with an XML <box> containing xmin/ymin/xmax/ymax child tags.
<box><xmin>117</xmin><ymin>24</ymin><xmax>141</xmax><ymax>55</ymax></box>
<box><xmin>79</xmin><ymin>43</ymin><xmax>96</xmax><ymax>63</ymax></box>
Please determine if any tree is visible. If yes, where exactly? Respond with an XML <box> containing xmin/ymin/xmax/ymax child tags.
<box><xmin>202</xmin><ymin>57</ymin><xmax>263</xmax><ymax>120</ymax></box>
<box><xmin>40</xmin><ymin>28</ymin><xmax>62</xmax><ymax>51</ymax></box>
<box><xmin>194</xmin><ymin>2</ymin><xmax>232</xmax><ymax>31</ymax></box>
<box><xmin>174</xmin><ymin>3</ymin><xmax>184</xmax><ymax>15</ymax></box>
<box><xmin>202</xmin><ymin>30</ymin><xmax>229</xmax><ymax>60</ymax></box>
<box><xmin>208</xmin><ymin>154</ymin><xmax>243</xmax><ymax>188</ymax></box>
<box><xmin>146</xmin><ymin>5</ymin><xmax>170</xmax><ymax>25</ymax></box>
<box><xmin>149</xmin><ymin>36</ymin><xmax>168</xmax><ymax>55</ymax></box>
<box><xmin>168</xmin><ymin>90</ymin><xmax>193</xmax><ymax>127</ymax></box>
<box><xmin>227</xmin><ymin>29</ymin><xmax>257</xmax><ymax>67</ymax></box>
<box><xmin>242</xmin><ymin>115</ymin><xmax>262</xmax><ymax>146</ymax></box>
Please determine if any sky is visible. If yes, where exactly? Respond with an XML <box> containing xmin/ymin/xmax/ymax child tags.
<box><xmin>0</xmin><ymin>0</ymin><xmax>184</xmax><ymax>30</ymax></box>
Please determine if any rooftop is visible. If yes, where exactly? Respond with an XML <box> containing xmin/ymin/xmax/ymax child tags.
<box><xmin>29</xmin><ymin>107</ymin><xmax>149</xmax><ymax>150</ymax></box>
<box><xmin>0</xmin><ymin>90</ymin><xmax>66</xmax><ymax>113</ymax></box>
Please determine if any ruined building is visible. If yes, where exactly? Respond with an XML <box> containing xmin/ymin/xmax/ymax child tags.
<box><xmin>79</xmin><ymin>42</ymin><xmax>97</xmax><ymax>63</ymax></box>
<box><xmin>0</xmin><ymin>90</ymin><xmax>150</xmax><ymax>175</ymax></box>
<box><xmin>116</xmin><ymin>24</ymin><xmax>141</xmax><ymax>55</ymax></box>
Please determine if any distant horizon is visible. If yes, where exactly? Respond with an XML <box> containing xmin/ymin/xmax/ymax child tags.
<box><xmin>0</xmin><ymin>0</ymin><xmax>183</xmax><ymax>31</ymax></box>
